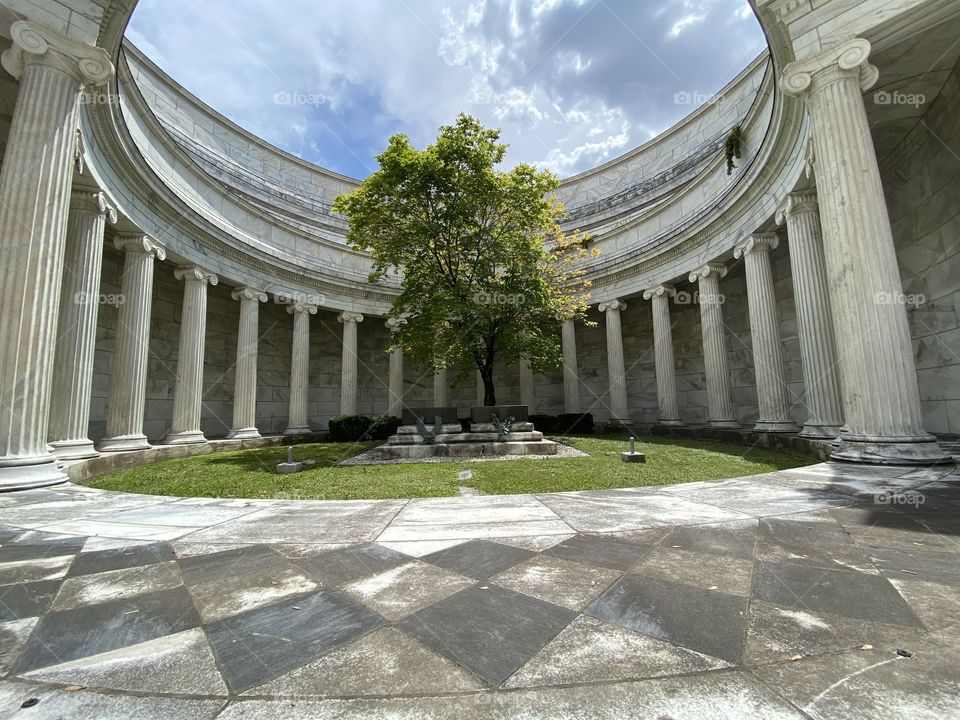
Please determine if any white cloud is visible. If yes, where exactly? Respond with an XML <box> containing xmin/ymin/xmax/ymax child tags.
<box><xmin>127</xmin><ymin>0</ymin><xmax>766</xmax><ymax>178</ymax></box>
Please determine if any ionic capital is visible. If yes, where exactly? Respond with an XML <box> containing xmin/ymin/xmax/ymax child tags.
<box><xmin>781</xmin><ymin>37</ymin><xmax>878</xmax><ymax>97</ymax></box>
<box><xmin>775</xmin><ymin>190</ymin><xmax>819</xmax><ymax>225</ymax></box>
<box><xmin>114</xmin><ymin>233</ymin><xmax>166</xmax><ymax>261</ymax></box>
<box><xmin>71</xmin><ymin>190</ymin><xmax>117</xmax><ymax>223</ymax></box>
<box><xmin>285</xmin><ymin>299</ymin><xmax>318</xmax><ymax>315</ymax></box>
<box><xmin>385</xmin><ymin>316</ymin><xmax>407</xmax><ymax>332</ymax></box>
<box><xmin>734</xmin><ymin>233</ymin><xmax>779</xmax><ymax>259</ymax></box>
<box><xmin>689</xmin><ymin>263</ymin><xmax>727</xmax><ymax>283</ymax></box>
<box><xmin>598</xmin><ymin>299</ymin><xmax>627</xmax><ymax>313</ymax></box>
<box><xmin>643</xmin><ymin>285</ymin><xmax>675</xmax><ymax>301</ymax></box>
<box><xmin>1</xmin><ymin>21</ymin><xmax>113</xmax><ymax>85</ymax></box>
<box><xmin>175</xmin><ymin>266</ymin><xmax>219</xmax><ymax>285</ymax></box>
<box><xmin>232</xmin><ymin>287</ymin><xmax>268</xmax><ymax>303</ymax></box>
<box><xmin>338</xmin><ymin>311</ymin><xmax>365</xmax><ymax>324</ymax></box>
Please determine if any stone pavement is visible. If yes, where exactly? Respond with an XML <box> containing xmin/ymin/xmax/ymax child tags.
<box><xmin>0</xmin><ymin>462</ymin><xmax>958</xmax><ymax>718</ymax></box>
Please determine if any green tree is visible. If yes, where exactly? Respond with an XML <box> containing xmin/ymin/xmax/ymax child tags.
<box><xmin>333</xmin><ymin>114</ymin><xmax>596</xmax><ymax>406</ymax></box>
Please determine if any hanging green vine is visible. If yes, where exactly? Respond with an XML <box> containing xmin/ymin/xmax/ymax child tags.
<box><xmin>725</xmin><ymin>124</ymin><xmax>743</xmax><ymax>175</ymax></box>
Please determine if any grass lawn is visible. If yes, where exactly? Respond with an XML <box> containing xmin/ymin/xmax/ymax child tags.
<box><xmin>85</xmin><ymin>435</ymin><xmax>812</xmax><ymax>501</ymax></box>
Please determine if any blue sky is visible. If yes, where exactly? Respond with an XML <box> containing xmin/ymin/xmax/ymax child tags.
<box><xmin>126</xmin><ymin>0</ymin><xmax>767</xmax><ymax>179</ymax></box>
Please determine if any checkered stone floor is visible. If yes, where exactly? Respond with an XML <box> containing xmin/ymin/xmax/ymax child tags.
<box><xmin>0</xmin><ymin>461</ymin><xmax>957</xmax><ymax>718</ymax></box>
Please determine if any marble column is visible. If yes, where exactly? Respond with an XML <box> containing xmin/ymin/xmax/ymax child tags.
<box><xmin>0</xmin><ymin>22</ymin><xmax>113</xmax><ymax>488</ymax></box>
<box><xmin>598</xmin><ymin>300</ymin><xmax>631</xmax><ymax>425</ymax></box>
<box><xmin>338</xmin><ymin>311</ymin><xmax>364</xmax><ymax>416</ymax></box>
<box><xmin>48</xmin><ymin>191</ymin><xmax>117</xmax><ymax>460</ymax></box>
<box><xmin>560</xmin><ymin>317</ymin><xmax>581</xmax><ymax>414</ymax></box>
<box><xmin>519</xmin><ymin>358</ymin><xmax>535</xmax><ymax>409</ymax></box>
<box><xmin>100</xmin><ymin>235</ymin><xmax>167</xmax><ymax>452</ymax></box>
<box><xmin>228</xmin><ymin>287</ymin><xmax>267</xmax><ymax>439</ymax></box>
<box><xmin>689</xmin><ymin>264</ymin><xmax>738</xmax><ymax>427</ymax></box>
<box><xmin>782</xmin><ymin>38</ymin><xmax>947</xmax><ymax>463</ymax></box>
<box><xmin>776</xmin><ymin>191</ymin><xmax>844</xmax><ymax>438</ymax></box>
<box><xmin>284</xmin><ymin>302</ymin><xmax>317</xmax><ymax>434</ymax></box>
<box><xmin>642</xmin><ymin>285</ymin><xmax>683</xmax><ymax>426</ymax></box>
<box><xmin>386</xmin><ymin>317</ymin><xmax>406</xmax><ymax>418</ymax></box>
<box><xmin>164</xmin><ymin>267</ymin><xmax>218</xmax><ymax>445</ymax></box>
<box><xmin>735</xmin><ymin>234</ymin><xmax>800</xmax><ymax>433</ymax></box>
<box><xmin>433</xmin><ymin>368</ymin><xmax>448</xmax><ymax>407</ymax></box>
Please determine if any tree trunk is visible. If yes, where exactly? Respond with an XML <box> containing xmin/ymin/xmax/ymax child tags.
<box><xmin>481</xmin><ymin>364</ymin><xmax>496</xmax><ymax>406</ymax></box>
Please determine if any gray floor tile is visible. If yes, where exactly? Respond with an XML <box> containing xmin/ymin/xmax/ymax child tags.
<box><xmin>0</xmin><ymin>534</ymin><xmax>86</xmax><ymax>563</ymax></box>
<box><xmin>178</xmin><ymin>545</ymin><xmax>285</xmax><ymax>586</ymax></box>
<box><xmin>292</xmin><ymin>543</ymin><xmax>410</xmax><ymax>586</ymax></box>
<box><xmin>752</xmin><ymin>561</ymin><xmax>924</xmax><ymax>628</ymax></box>
<box><xmin>0</xmin><ymin>579</ymin><xmax>61</xmax><ymax>621</ymax></box>
<box><xmin>586</xmin><ymin>575</ymin><xmax>748</xmax><ymax>663</ymax></box>
<box><xmin>206</xmin><ymin>587</ymin><xmax>383</xmax><ymax>693</ymax></box>
<box><xmin>421</xmin><ymin>539</ymin><xmax>535</xmax><ymax>579</ymax></box>
<box><xmin>399</xmin><ymin>584</ymin><xmax>576</xmax><ymax>686</ymax></box>
<box><xmin>661</xmin><ymin>522</ymin><xmax>757</xmax><ymax>560</ymax></box>
<box><xmin>546</xmin><ymin>534</ymin><xmax>652</xmax><ymax>572</ymax></box>
<box><xmin>68</xmin><ymin>542</ymin><xmax>176</xmax><ymax>577</ymax></box>
<box><xmin>14</xmin><ymin>586</ymin><xmax>201</xmax><ymax>673</ymax></box>
<box><xmin>866</xmin><ymin>546</ymin><xmax>960</xmax><ymax>586</ymax></box>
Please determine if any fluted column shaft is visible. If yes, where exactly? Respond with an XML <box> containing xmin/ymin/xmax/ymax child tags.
<box><xmin>476</xmin><ymin>371</ymin><xmax>485</xmax><ymax>408</ymax></box>
<box><xmin>561</xmin><ymin>317</ymin><xmax>581</xmax><ymax>414</ymax></box>
<box><xmin>0</xmin><ymin>22</ymin><xmax>113</xmax><ymax>488</ymax></box>
<box><xmin>433</xmin><ymin>368</ymin><xmax>448</xmax><ymax>407</ymax></box>
<box><xmin>100</xmin><ymin>236</ymin><xmax>167</xmax><ymax>452</ymax></box>
<box><xmin>519</xmin><ymin>359</ymin><xmax>535</xmax><ymax>409</ymax></box>
<box><xmin>386</xmin><ymin>317</ymin><xmax>406</xmax><ymax>418</ymax></box>
<box><xmin>165</xmin><ymin>267</ymin><xmax>218</xmax><ymax>444</ymax></box>
<box><xmin>782</xmin><ymin>38</ymin><xmax>947</xmax><ymax>463</ymax></box>
<box><xmin>285</xmin><ymin>302</ymin><xmax>317</xmax><ymax>434</ymax></box>
<box><xmin>690</xmin><ymin>264</ymin><xmax>738</xmax><ymax>427</ymax></box>
<box><xmin>777</xmin><ymin>191</ymin><xmax>844</xmax><ymax>438</ymax></box>
<box><xmin>338</xmin><ymin>312</ymin><xmax>364</xmax><ymax>416</ymax></box>
<box><xmin>643</xmin><ymin>286</ymin><xmax>682</xmax><ymax>425</ymax></box>
<box><xmin>228</xmin><ymin>288</ymin><xmax>267</xmax><ymax>439</ymax></box>
<box><xmin>49</xmin><ymin>192</ymin><xmax>116</xmax><ymax>460</ymax></box>
<box><xmin>598</xmin><ymin>300</ymin><xmax>630</xmax><ymax>424</ymax></box>
<box><xmin>735</xmin><ymin>235</ymin><xmax>799</xmax><ymax>433</ymax></box>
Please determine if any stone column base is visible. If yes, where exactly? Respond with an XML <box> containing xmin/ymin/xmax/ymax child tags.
<box><xmin>0</xmin><ymin>458</ymin><xmax>68</xmax><ymax>490</ymax></box>
<box><xmin>227</xmin><ymin>428</ymin><xmax>262</xmax><ymax>440</ymax></box>
<box><xmin>50</xmin><ymin>439</ymin><xmax>100</xmax><ymax>461</ymax></box>
<box><xmin>163</xmin><ymin>431</ymin><xmax>207</xmax><ymax>446</ymax></box>
<box><xmin>832</xmin><ymin>438</ymin><xmax>953</xmax><ymax>465</ymax></box>
<box><xmin>98</xmin><ymin>434</ymin><xmax>152</xmax><ymax>453</ymax></box>
<box><xmin>656</xmin><ymin>419</ymin><xmax>685</xmax><ymax>427</ymax></box>
<box><xmin>799</xmin><ymin>424</ymin><xmax>841</xmax><ymax>440</ymax></box>
<box><xmin>753</xmin><ymin>421</ymin><xmax>800</xmax><ymax>433</ymax></box>
<box><xmin>284</xmin><ymin>426</ymin><xmax>311</xmax><ymax>435</ymax></box>
<box><xmin>707</xmin><ymin>420</ymin><xmax>740</xmax><ymax>428</ymax></box>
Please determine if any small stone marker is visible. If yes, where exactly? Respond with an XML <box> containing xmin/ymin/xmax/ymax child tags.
<box><xmin>620</xmin><ymin>436</ymin><xmax>646</xmax><ymax>463</ymax></box>
<box><xmin>277</xmin><ymin>446</ymin><xmax>305</xmax><ymax>474</ymax></box>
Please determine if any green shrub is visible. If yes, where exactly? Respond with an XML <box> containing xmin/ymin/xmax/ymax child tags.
<box><xmin>559</xmin><ymin>413</ymin><xmax>594</xmax><ymax>434</ymax></box>
<box><xmin>367</xmin><ymin>415</ymin><xmax>401</xmax><ymax>440</ymax></box>
<box><xmin>530</xmin><ymin>414</ymin><xmax>560</xmax><ymax>433</ymax></box>
<box><xmin>328</xmin><ymin>415</ymin><xmax>373</xmax><ymax>442</ymax></box>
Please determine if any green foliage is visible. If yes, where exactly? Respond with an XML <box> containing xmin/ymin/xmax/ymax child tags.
<box><xmin>725</xmin><ymin>124</ymin><xmax>743</xmax><ymax>175</ymax></box>
<box><xmin>328</xmin><ymin>415</ymin><xmax>373</xmax><ymax>442</ymax></box>
<box><xmin>558</xmin><ymin>413</ymin><xmax>594</xmax><ymax>434</ymax></box>
<box><xmin>333</xmin><ymin>114</ymin><xmax>597</xmax><ymax>406</ymax></box>
<box><xmin>329</xmin><ymin>415</ymin><xmax>401</xmax><ymax>441</ymax></box>
<box><xmin>530</xmin><ymin>413</ymin><xmax>594</xmax><ymax>434</ymax></box>
<box><xmin>367</xmin><ymin>415</ymin><xmax>401</xmax><ymax>440</ymax></box>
